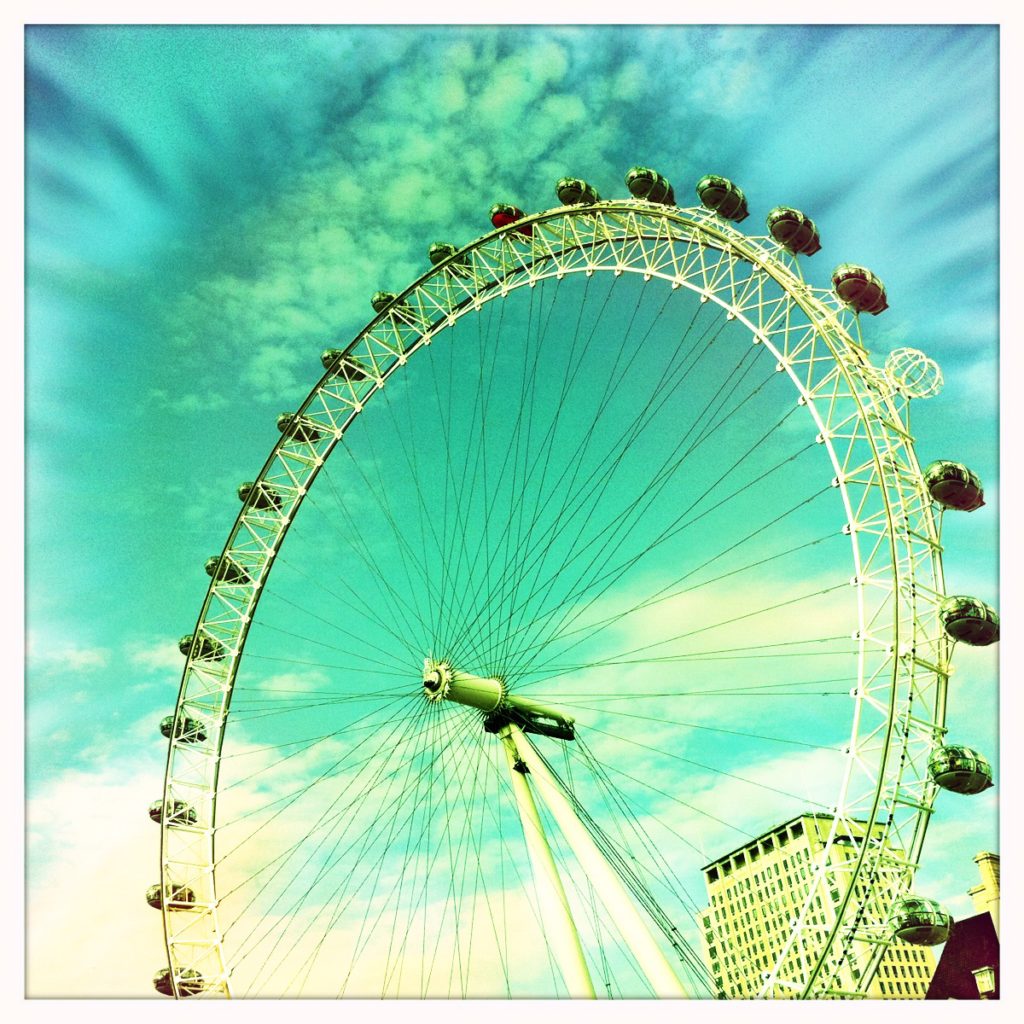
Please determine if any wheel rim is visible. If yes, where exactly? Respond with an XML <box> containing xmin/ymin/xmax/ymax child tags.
<box><xmin>159</xmin><ymin>200</ymin><xmax>949</xmax><ymax>998</ymax></box>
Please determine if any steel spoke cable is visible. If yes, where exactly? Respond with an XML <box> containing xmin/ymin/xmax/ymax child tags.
<box><xmin>217</xmin><ymin>693</ymin><xmax>414</xmax><ymax>799</ymax></box>
<box><xmin>231</xmin><ymin>683</ymin><xmax>409</xmax><ymax>699</ymax></box>
<box><xmin>466</xmin><ymin>725</ymin><xmax>597</xmax><ymax>996</ymax></box>
<box><xmin>446</xmin><ymin>277</ymin><xmax>558</xmax><ymax>668</ymax></box>
<box><xmin>458</xmin><ymin>275</ymin><xmax>645</xmax><ymax>673</ymax></box>
<box><xmin>433</xmin><ymin>290</ymin><xmax>516</xmax><ymax>661</ymax></box>
<box><xmin>462</xmin><ymin>293</ymin><xmax>510</xmax><ymax>682</ymax></box>
<box><xmin>373</xmin><ymin>360</ymin><xmax>453</xmax><ymax>645</ymax></box>
<box><xmin>324</xmin><ymin>444</ymin><xmax>438</xmax><ymax>653</ymax></box>
<box><xmin>516</xmin><ymin>492</ymin><xmax>839</xmax><ymax>665</ymax></box>
<box><xmin>438</xmin><ymin>712</ymin><xmax>497</xmax><ymax>995</ymax></box>
<box><xmin>546</xmin><ymin>704</ymin><xmax>841</xmax><ymax>751</ymax></box>
<box><xmin>434</xmin><ymin>295</ymin><xmax>511</xmax><ymax>661</ymax></box>
<box><xmin>217</xmin><ymin>697</ymin><xmax>432</xmax><ymax>906</ymax></box>
<box><xmin>507</xmin><ymin>515</ymin><xmax>837</xmax><ymax>675</ymax></box>
<box><xmin>242</xmin><ymin>700</ymin><xmax>461</xmax><ymax>991</ymax></box>
<box><xmin>494</xmin><ymin>277</ymin><xmax>664</xmax><ymax>676</ymax></box>
<box><xmin>217</xmin><ymin>710</ymin><xmax>410</xmax><ymax>760</ymax></box>
<box><xmin>525</xmin><ymin>675</ymin><xmax>854</xmax><ymax>700</ymax></box>
<box><xmin>301</xmin><ymin>477</ymin><xmax>428</xmax><ymax>654</ymax></box>
<box><xmin>504</xmin><ymin>365</ymin><xmax>800</xmax><ymax>678</ymax></box>
<box><xmin>379</xmin><ymin>710</ymin><xmax>489</xmax><ymax>995</ymax></box>
<box><xmin>297</xmin><ymin>702</ymin><xmax>453</xmax><ymax>997</ymax></box>
<box><xmin>491</xmin><ymin>290</ymin><xmax>712</xmax><ymax>664</ymax></box>
<box><xmin>499</xmin><ymin>424</ymin><xmax>811</xmax><ymax>676</ymax></box>
<box><xmin>517</xmin><ymin>578</ymin><xmax>848</xmax><ymax>688</ymax></box>
<box><xmin>225</xmin><ymin>695</ymin><xmax>409</xmax><ymax>725</ymax></box>
<box><xmin>584</xmin><ymin>720</ymin><xmax>830</xmax><ymax>808</ymax></box>
<box><xmin>222</xmin><ymin>698</ymin><xmax>438</xmax><ymax>969</ymax></box>
<box><xmin>491</xmin><ymin>295</ymin><xmax>736</xmax><ymax>632</ymax></box>
<box><xmin>465</xmin><ymin>271</ymin><xmax>550</xmax><ymax>672</ymax></box>
<box><xmin>482</xmin><ymin>285</ymin><xmax>708</xmax><ymax>673</ymax></box>
<box><xmin>269</xmin><ymin>528</ymin><xmax>424</xmax><ymax>658</ymax></box>
<box><xmin>573</xmin><ymin>737</ymin><xmax>713</xmax><ymax>933</ymax></box>
<box><xmin>382</xmin><ymin>705</ymin><xmax>475</xmax><ymax>996</ymax></box>
<box><xmin>495</xmin><ymin>334</ymin><xmax>776</xmax><ymax>677</ymax></box>
<box><xmin>379</xmin><ymin>709</ymin><xmax>448</xmax><ymax>994</ymax></box>
<box><xmin>522</xmin><ymin>633</ymin><xmax>850</xmax><ymax>681</ymax></box>
<box><xmin>588</xmin><ymin>758</ymin><xmax>755</xmax><ymax>841</ymax></box>
<box><xmin>281</xmin><ymin>702</ymin><xmax>448</xmax><ymax>997</ymax></box>
<box><xmin>215</xmin><ymin>709</ymin><xmax>434</xmax><ymax>956</ymax></box>
<box><xmin>245</xmin><ymin>702</ymin><xmax>445</xmax><ymax>995</ymax></box>
<box><xmin>238</xmin><ymin>651</ymin><xmax>412</xmax><ymax>677</ymax></box>
<box><xmin>316</xmin><ymin>451</ymin><xmax>437</xmax><ymax>649</ymax></box>
<box><xmin>534</xmin><ymin>741</ymin><xmax>714</xmax><ymax>993</ymax></box>
<box><xmin>445</xmin><ymin>273</ymin><xmax>622</xmax><ymax>673</ymax></box>
<box><xmin>441</xmin><ymin>289</ymin><xmax>513</xmax><ymax>661</ymax></box>
<box><xmin>421</xmin><ymin>711</ymin><xmax>489</xmax><ymax>995</ymax></box>
<box><xmin>488</xmin><ymin>273</ymin><xmax>560</xmax><ymax>666</ymax></box>
<box><xmin>342</xmin><ymin>393</ymin><xmax>444</xmax><ymax>649</ymax></box>
<box><xmin>243</xmin><ymin>611</ymin><xmax>415</xmax><ymax>675</ymax></box>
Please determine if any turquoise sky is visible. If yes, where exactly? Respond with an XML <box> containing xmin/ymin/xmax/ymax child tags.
<box><xmin>25</xmin><ymin>24</ymin><xmax>999</xmax><ymax>997</ymax></box>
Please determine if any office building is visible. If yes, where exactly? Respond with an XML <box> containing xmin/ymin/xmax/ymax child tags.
<box><xmin>698</xmin><ymin>812</ymin><xmax>935</xmax><ymax>999</ymax></box>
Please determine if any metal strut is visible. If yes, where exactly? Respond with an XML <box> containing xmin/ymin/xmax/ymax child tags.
<box><xmin>422</xmin><ymin>659</ymin><xmax>688</xmax><ymax>998</ymax></box>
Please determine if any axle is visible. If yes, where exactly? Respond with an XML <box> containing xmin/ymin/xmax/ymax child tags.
<box><xmin>422</xmin><ymin>658</ymin><xmax>576</xmax><ymax>740</ymax></box>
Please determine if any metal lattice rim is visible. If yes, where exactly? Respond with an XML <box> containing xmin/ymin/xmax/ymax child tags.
<box><xmin>159</xmin><ymin>198</ymin><xmax>949</xmax><ymax>999</ymax></box>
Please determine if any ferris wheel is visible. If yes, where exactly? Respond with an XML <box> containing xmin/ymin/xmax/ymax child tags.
<box><xmin>151</xmin><ymin>167</ymin><xmax>997</xmax><ymax>999</ymax></box>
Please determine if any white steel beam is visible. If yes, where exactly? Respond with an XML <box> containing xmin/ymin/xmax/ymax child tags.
<box><xmin>498</xmin><ymin>727</ymin><xmax>595</xmax><ymax>998</ymax></box>
<box><xmin>507</xmin><ymin>723</ymin><xmax>689</xmax><ymax>998</ymax></box>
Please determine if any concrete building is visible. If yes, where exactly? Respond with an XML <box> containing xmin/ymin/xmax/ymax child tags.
<box><xmin>926</xmin><ymin>852</ymin><xmax>999</xmax><ymax>1000</ymax></box>
<box><xmin>697</xmin><ymin>812</ymin><xmax>935</xmax><ymax>999</ymax></box>
<box><xmin>967</xmin><ymin>851</ymin><xmax>999</xmax><ymax>934</ymax></box>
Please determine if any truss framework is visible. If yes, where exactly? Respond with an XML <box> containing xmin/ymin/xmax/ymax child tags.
<box><xmin>159</xmin><ymin>200</ymin><xmax>948</xmax><ymax>999</ymax></box>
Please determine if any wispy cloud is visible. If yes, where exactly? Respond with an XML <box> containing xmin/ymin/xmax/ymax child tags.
<box><xmin>27</xmin><ymin>631</ymin><xmax>110</xmax><ymax>672</ymax></box>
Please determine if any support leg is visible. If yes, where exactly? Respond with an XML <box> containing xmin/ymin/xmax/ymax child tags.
<box><xmin>509</xmin><ymin>723</ymin><xmax>689</xmax><ymax>998</ymax></box>
<box><xmin>499</xmin><ymin>727</ymin><xmax>596</xmax><ymax>998</ymax></box>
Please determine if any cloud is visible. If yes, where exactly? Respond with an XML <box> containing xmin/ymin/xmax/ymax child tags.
<box><xmin>27</xmin><ymin>751</ymin><xmax>169</xmax><ymax>996</ymax></box>
<box><xmin>127</xmin><ymin>637</ymin><xmax>186</xmax><ymax>674</ymax></box>
<box><xmin>147</xmin><ymin>386</ymin><xmax>229</xmax><ymax>414</ymax></box>
<box><xmin>27</xmin><ymin>630</ymin><xmax>110</xmax><ymax>672</ymax></box>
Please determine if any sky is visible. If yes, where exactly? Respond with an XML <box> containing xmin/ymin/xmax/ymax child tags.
<box><xmin>23</xmin><ymin>21</ymin><xmax>1001</xmax><ymax>1001</ymax></box>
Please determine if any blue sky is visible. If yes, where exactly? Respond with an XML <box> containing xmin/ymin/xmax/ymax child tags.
<box><xmin>24</xmin><ymin>23</ymin><xmax>999</xmax><ymax>998</ymax></box>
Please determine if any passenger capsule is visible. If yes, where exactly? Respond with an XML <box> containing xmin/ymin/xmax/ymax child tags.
<box><xmin>695</xmin><ymin>174</ymin><xmax>749</xmax><ymax>222</ymax></box>
<box><xmin>276</xmin><ymin>412</ymin><xmax>323</xmax><ymax>444</ymax></box>
<box><xmin>149</xmin><ymin>798</ymin><xmax>199</xmax><ymax>826</ymax></box>
<box><xmin>178</xmin><ymin>633</ymin><xmax>226</xmax><ymax>661</ymax></box>
<box><xmin>888</xmin><ymin>896</ymin><xmax>952</xmax><ymax>946</ymax></box>
<box><xmin>371</xmin><ymin>291</ymin><xmax>414</xmax><ymax>315</ymax></box>
<box><xmin>940</xmin><ymin>595</ymin><xmax>999</xmax><ymax>646</ymax></box>
<box><xmin>556</xmin><ymin>177</ymin><xmax>601</xmax><ymax>205</ymax></box>
<box><xmin>320</xmin><ymin>348</ymin><xmax>343</xmax><ymax>371</ymax></box>
<box><xmin>204</xmin><ymin>554</ymin><xmax>250</xmax><ymax>585</ymax></box>
<box><xmin>153</xmin><ymin>968</ymin><xmax>204</xmax><ymax>997</ymax></box>
<box><xmin>923</xmin><ymin>460</ymin><xmax>985</xmax><ymax>512</ymax></box>
<box><xmin>832</xmin><ymin>264</ymin><xmax>889</xmax><ymax>315</ymax></box>
<box><xmin>427</xmin><ymin>242</ymin><xmax>471</xmax><ymax>274</ymax></box>
<box><xmin>238</xmin><ymin>480</ymin><xmax>283</xmax><ymax>511</ymax></box>
<box><xmin>321</xmin><ymin>350</ymin><xmax>372</xmax><ymax>381</ymax></box>
<box><xmin>928</xmin><ymin>744</ymin><xmax>994</xmax><ymax>795</ymax></box>
<box><xmin>766</xmin><ymin>206</ymin><xmax>821</xmax><ymax>255</ymax></box>
<box><xmin>159</xmin><ymin>714</ymin><xmax>209</xmax><ymax>744</ymax></box>
<box><xmin>146</xmin><ymin>882</ymin><xmax>197</xmax><ymax>910</ymax></box>
<box><xmin>625</xmin><ymin>166</ymin><xmax>675</xmax><ymax>205</ymax></box>
<box><xmin>489</xmin><ymin>203</ymin><xmax>533</xmax><ymax>236</ymax></box>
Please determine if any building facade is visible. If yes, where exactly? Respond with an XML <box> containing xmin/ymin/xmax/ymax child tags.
<box><xmin>926</xmin><ymin>851</ymin><xmax>999</xmax><ymax>1000</ymax></box>
<box><xmin>698</xmin><ymin>813</ymin><xmax>935</xmax><ymax>999</ymax></box>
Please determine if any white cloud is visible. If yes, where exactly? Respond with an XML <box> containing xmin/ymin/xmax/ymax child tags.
<box><xmin>27</xmin><ymin>753</ymin><xmax>169</xmax><ymax>996</ymax></box>
<box><xmin>27</xmin><ymin>630</ymin><xmax>110</xmax><ymax>671</ymax></box>
<box><xmin>128</xmin><ymin>637</ymin><xmax>185</xmax><ymax>674</ymax></box>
